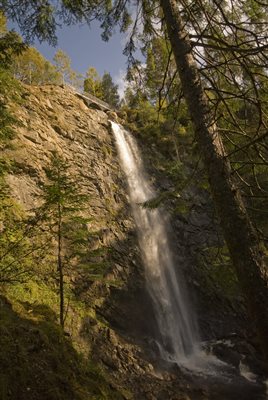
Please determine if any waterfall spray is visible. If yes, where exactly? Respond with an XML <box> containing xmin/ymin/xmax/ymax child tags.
<box><xmin>111</xmin><ymin>121</ymin><xmax>200</xmax><ymax>364</ymax></box>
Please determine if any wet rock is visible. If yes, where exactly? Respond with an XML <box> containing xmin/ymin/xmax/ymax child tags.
<box><xmin>212</xmin><ymin>342</ymin><xmax>241</xmax><ymax>367</ymax></box>
<box><xmin>107</xmin><ymin>111</ymin><xmax>118</xmax><ymax>122</ymax></box>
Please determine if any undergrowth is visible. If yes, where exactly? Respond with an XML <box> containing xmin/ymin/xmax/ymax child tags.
<box><xmin>0</xmin><ymin>292</ymin><xmax>125</xmax><ymax>400</ymax></box>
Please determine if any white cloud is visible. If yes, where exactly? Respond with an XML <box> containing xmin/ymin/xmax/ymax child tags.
<box><xmin>114</xmin><ymin>69</ymin><xmax>127</xmax><ymax>99</ymax></box>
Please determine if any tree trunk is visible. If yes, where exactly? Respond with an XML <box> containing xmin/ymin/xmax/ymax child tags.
<box><xmin>57</xmin><ymin>204</ymin><xmax>64</xmax><ymax>328</ymax></box>
<box><xmin>160</xmin><ymin>0</ymin><xmax>268</xmax><ymax>360</ymax></box>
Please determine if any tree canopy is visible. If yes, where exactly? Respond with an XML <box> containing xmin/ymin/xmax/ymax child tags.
<box><xmin>12</xmin><ymin>46</ymin><xmax>60</xmax><ymax>84</ymax></box>
<box><xmin>84</xmin><ymin>68</ymin><xmax>120</xmax><ymax>107</ymax></box>
<box><xmin>83</xmin><ymin>66</ymin><xmax>102</xmax><ymax>97</ymax></box>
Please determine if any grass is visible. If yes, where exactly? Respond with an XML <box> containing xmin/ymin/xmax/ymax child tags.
<box><xmin>0</xmin><ymin>281</ymin><xmax>126</xmax><ymax>400</ymax></box>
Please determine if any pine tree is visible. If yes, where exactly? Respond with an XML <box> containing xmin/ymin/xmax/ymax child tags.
<box><xmin>100</xmin><ymin>72</ymin><xmax>120</xmax><ymax>108</ymax></box>
<box><xmin>40</xmin><ymin>152</ymin><xmax>88</xmax><ymax>328</ymax></box>
<box><xmin>0</xmin><ymin>12</ymin><xmax>26</xmax><ymax>146</ymax></box>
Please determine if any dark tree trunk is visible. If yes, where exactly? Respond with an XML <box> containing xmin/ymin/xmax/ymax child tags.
<box><xmin>160</xmin><ymin>0</ymin><xmax>268</xmax><ymax>360</ymax></box>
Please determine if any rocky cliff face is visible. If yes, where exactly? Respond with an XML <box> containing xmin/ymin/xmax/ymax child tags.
<box><xmin>4</xmin><ymin>83</ymin><xmax>157</xmax><ymax>336</ymax></box>
<box><xmin>2</xmin><ymin>84</ymin><xmax>169</xmax><ymax>398</ymax></box>
<box><xmin>6</xmin><ymin>84</ymin><xmax>120</xmax><ymax>212</ymax></box>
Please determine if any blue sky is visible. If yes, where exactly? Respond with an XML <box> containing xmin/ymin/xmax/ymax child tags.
<box><xmin>9</xmin><ymin>20</ymin><xmax>130</xmax><ymax>96</ymax></box>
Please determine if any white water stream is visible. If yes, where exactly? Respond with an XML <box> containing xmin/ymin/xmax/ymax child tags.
<box><xmin>111</xmin><ymin>120</ymin><xmax>266</xmax><ymax>397</ymax></box>
<box><xmin>111</xmin><ymin>121</ymin><xmax>201</xmax><ymax>365</ymax></box>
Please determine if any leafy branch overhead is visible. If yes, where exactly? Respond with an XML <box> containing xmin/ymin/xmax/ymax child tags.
<box><xmin>0</xmin><ymin>0</ymin><xmax>133</xmax><ymax>45</ymax></box>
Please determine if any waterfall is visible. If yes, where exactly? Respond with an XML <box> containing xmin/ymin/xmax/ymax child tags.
<box><xmin>111</xmin><ymin>121</ymin><xmax>200</xmax><ymax>364</ymax></box>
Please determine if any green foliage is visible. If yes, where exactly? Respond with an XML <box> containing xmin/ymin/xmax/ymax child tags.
<box><xmin>1</xmin><ymin>0</ymin><xmax>58</xmax><ymax>44</ymax></box>
<box><xmin>0</xmin><ymin>30</ymin><xmax>26</xmax><ymax>69</ymax></box>
<box><xmin>0</xmin><ymin>14</ymin><xmax>25</xmax><ymax>148</ymax></box>
<box><xmin>0</xmin><ymin>10</ymin><xmax>7</xmax><ymax>35</ymax></box>
<box><xmin>12</xmin><ymin>46</ymin><xmax>61</xmax><ymax>85</ymax></box>
<box><xmin>144</xmin><ymin>37</ymin><xmax>178</xmax><ymax>105</ymax></box>
<box><xmin>62</xmin><ymin>220</ymin><xmax>111</xmax><ymax>282</ymax></box>
<box><xmin>42</xmin><ymin>154</ymin><xmax>84</xmax><ymax>210</ymax></box>
<box><xmin>1</xmin><ymin>1</ymin><xmax>133</xmax><ymax>45</ymax></box>
<box><xmin>0</xmin><ymin>18</ymin><xmax>38</xmax><ymax>286</ymax></box>
<box><xmin>197</xmin><ymin>245</ymin><xmax>240</xmax><ymax>300</ymax></box>
<box><xmin>0</xmin><ymin>78</ymin><xmax>19</xmax><ymax>145</ymax></box>
<box><xmin>100</xmin><ymin>72</ymin><xmax>120</xmax><ymax>108</ymax></box>
<box><xmin>0</xmin><ymin>65</ymin><xmax>21</xmax><ymax>144</ymax></box>
<box><xmin>0</xmin><ymin>194</ymin><xmax>43</xmax><ymax>285</ymax></box>
<box><xmin>53</xmin><ymin>49</ymin><xmax>79</xmax><ymax>88</ymax></box>
<box><xmin>83</xmin><ymin>67</ymin><xmax>120</xmax><ymax>107</ymax></box>
<box><xmin>37</xmin><ymin>152</ymin><xmax>93</xmax><ymax>326</ymax></box>
<box><xmin>0</xmin><ymin>295</ymin><xmax>125</xmax><ymax>400</ymax></box>
<box><xmin>84</xmin><ymin>67</ymin><xmax>103</xmax><ymax>97</ymax></box>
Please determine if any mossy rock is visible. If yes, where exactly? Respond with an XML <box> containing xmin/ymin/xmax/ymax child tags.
<box><xmin>0</xmin><ymin>295</ymin><xmax>126</xmax><ymax>400</ymax></box>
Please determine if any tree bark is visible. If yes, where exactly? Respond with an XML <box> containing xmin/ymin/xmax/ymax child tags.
<box><xmin>160</xmin><ymin>0</ymin><xmax>268</xmax><ymax>360</ymax></box>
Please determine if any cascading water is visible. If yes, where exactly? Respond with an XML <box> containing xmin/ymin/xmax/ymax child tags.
<box><xmin>110</xmin><ymin>120</ymin><xmax>267</xmax><ymax>398</ymax></box>
<box><xmin>111</xmin><ymin>121</ymin><xmax>200</xmax><ymax>365</ymax></box>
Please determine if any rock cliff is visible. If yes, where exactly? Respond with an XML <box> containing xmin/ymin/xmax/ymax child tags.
<box><xmin>4</xmin><ymin>83</ymin><xmax>158</xmax><ymax>335</ymax></box>
<box><xmin>2</xmin><ymin>84</ymin><xmax>170</xmax><ymax>399</ymax></box>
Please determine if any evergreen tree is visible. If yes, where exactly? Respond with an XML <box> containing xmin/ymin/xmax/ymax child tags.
<box><xmin>0</xmin><ymin>12</ymin><xmax>26</xmax><ymax>147</ymax></box>
<box><xmin>100</xmin><ymin>72</ymin><xmax>120</xmax><ymax>108</ymax></box>
<box><xmin>40</xmin><ymin>152</ymin><xmax>88</xmax><ymax>328</ymax></box>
